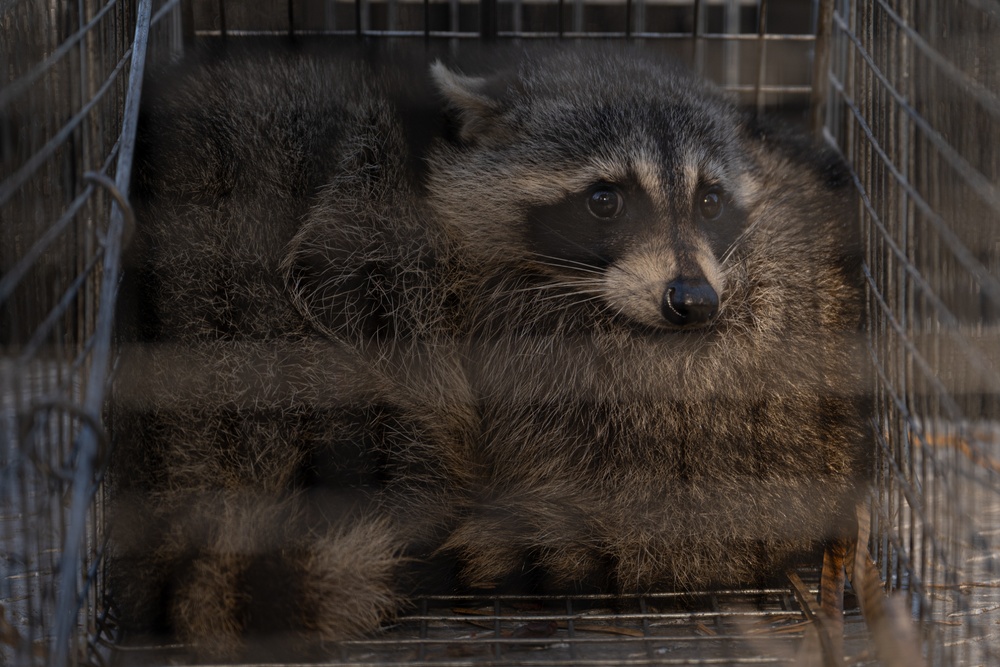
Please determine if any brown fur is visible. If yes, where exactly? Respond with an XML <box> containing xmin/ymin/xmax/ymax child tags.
<box><xmin>111</xmin><ymin>44</ymin><xmax>869</xmax><ymax>657</ymax></box>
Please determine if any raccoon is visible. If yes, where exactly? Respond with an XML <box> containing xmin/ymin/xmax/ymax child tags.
<box><xmin>410</xmin><ymin>53</ymin><xmax>870</xmax><ymax>592</ymax></box>
<box><xmin>111</xmin><ymin>43</ymin><xmax>869</xmax><ymax>658</ymax></box>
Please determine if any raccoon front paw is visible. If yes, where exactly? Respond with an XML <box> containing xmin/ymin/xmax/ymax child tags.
<box><xmin>443</xmin><ymin>515</ymin><xmax>603</xmax><ymax>592</ymax></box>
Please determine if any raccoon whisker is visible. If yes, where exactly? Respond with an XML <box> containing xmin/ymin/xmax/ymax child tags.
<box><xmin>532</xmin><ymin>292</ymin><xmax>608</xmax><ymax>306</ymax></box>
<box><xmin>527</xmin><ymin>253</ymin><xmax>605</xmax><ymax>275</ymax></box>
<box><xmin>720</xmin><ymin>216</ymin><xmax>766</xmax><ymax>267</ymax></box>
<box><xmin>720</xmin><ymin>236</ymin><xmax>748</xmax><ymax>267</ymax></box>
<box><xmin>528</xmin><ymin>228</ymin><xmax>611</xmax><ymax>268</ymax></box>
<box><xmin>513</xmin><ymin>280</ymin><xmax>608</xmax><ymax>297</ymax></box>
<box><xmin>543</xmin><ymin>264</ymin><xmax>605</xmax><ymax>282</ymax></box>
<box><xmin>493</xmin><ymin>291</ymin><xmax>607</xmax><ymax>319</ymax></box>
<box><xmin>509</xmin><ymin>280</ymin><xmax>608</xmax><ymax>295</ymax></box>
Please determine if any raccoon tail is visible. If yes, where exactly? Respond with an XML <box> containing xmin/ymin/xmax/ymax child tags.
<box><xmin>166</xmin><ymin>492</ymin><xmax>406</xmax><ymax>659</ymax></box>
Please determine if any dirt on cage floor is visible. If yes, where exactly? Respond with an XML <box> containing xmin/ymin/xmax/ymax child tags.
<box><xmin>111</xmin><ymin>570</ymin><xmax>877</xmax><ymax>667</ymax></box>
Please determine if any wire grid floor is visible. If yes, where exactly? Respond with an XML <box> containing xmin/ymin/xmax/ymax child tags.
<box><xmin>113</xmin><ymin>572</ymin><xmax>875</xmax><ymax>666</ymax></box>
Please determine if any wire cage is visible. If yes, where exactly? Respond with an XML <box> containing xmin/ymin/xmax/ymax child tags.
<box><xmin>1</xmin><ymin>0</ymin><xmax>997</xmax><ymax>665</ymax></box>
<box><xmin>2</xmin><ymin>1</ymin><xmax>147</xmax><ymax>665</ymax></box>
<box><xmin>823</xmin><ymin>1</ymin><xmax>1000</xmax><ymax>665</ymax></box>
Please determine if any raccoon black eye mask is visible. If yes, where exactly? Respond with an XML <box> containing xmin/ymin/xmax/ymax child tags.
<box><xmin>111</xmin><ymin>46</ymin><xmax>869</xmax><ymax>659</ymax></box>
<box><xmin>524</xmin><ymin>178</ymin><xmax>743</xmax><ymax>328</ymax></box>
<box><xmin>525</xmin><ymin>181</ymin><xmax>651</xmax><ymax>271</ymax></box>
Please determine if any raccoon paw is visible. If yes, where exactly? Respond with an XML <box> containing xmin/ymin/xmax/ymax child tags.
<box><xmin>443</xmin><ymin>514</ymin><xmax>602</xmax><ymax>592</ymax></box>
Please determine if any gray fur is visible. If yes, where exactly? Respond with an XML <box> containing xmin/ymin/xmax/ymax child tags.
<box><xmin>111</xmin><ymin>45</ymin><xmax>868</xmax><ymax>658</ymax></box>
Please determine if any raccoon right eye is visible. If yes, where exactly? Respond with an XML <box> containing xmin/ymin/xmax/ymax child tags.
<box><xmin>697</xmin><ymin>186</ymin><xmax>724</xmax><ymax>220</ymax></box>
<box><xmin>586</xmin><ymin>186</ymin><xmax>625</xmax><ymax>220</ymax></box>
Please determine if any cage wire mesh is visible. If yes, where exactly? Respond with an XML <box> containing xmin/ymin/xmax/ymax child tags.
<box><xmin>185</xmin><ymin>0</ymin><xmax>819</xmax><ymax>112</ymax></box>
<box><xmin>822</xmin><ymin>0</ymin><xmax>1000</xmax><ymax>665</ymax></box>
<box><xmin>0</xmin><ymin>0</ymin><xmax>175</xmax><ymax>664</ymax></box>
<box><xmin>2</xmin><ymin>0</ymin><xmax>999</xmax><ymax>665</ymax></box>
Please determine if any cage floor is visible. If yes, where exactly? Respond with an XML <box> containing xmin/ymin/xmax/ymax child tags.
<box><xmin>112</xmin><ymin>570</ymin><xmax>876</xmax><ymax>666</ymax></box>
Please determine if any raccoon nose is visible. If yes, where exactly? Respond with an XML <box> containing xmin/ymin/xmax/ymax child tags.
<box><xmin>662</xmin><ymin>278</ymin><xmax>719</xmax><ymax>327</ymax></box>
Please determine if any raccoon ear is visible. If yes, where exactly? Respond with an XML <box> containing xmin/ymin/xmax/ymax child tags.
<box><xmin>430</xmin><ymin>61</ymin><xmax>509</xmax><ymax>143</ymax></box>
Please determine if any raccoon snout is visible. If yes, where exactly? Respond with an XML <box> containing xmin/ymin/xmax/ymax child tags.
<box><xmin>662</xmin><ymin>278</ymin><xmax>719</xmax><ymax>327</ymax></box>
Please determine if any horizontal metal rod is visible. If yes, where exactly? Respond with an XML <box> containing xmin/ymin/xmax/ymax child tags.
<box><xmin>191</xmin><ymin>28</ymin><xmax>815</xmax><ymax>41</ymax></box>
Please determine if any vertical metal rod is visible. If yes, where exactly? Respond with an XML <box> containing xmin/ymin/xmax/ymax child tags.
<box><xmin>557</xmin><ymin>0</ymin><xmax>564</xmax><ymax>37</ymax></box>
<box><xmin>424</xmin><ymin>0</ymin><xmax>430</xmax><ymax>39</ymax></box>
<box><xmin>755</xmin><ymin>0</ymin><xmax>769</xmax><ymax>114</ymax></box>
<box><xmin>492</xmin><ymin>598</ymin><xmax>502</xmax><ymax>659</ymax></box>
<box><xmin>625</xmin><ymin>0</ymin><xmax>632</xmax><ymax>38</ymax></box>
<box><xmin>288</xmin><ymin>0</ymin><xmax>295</xmax><ymax>36</ymax></box>
<box><xmin>51</xmin><ymin>0</ymin><xmax>152</xmax><ymax>663</ymax></box>
<box><xmin>725</xmin><ymin>0</ymin><xmax>740</xmax><ymax>89</ymax></box>
<box><xmin>76</xmin><ymin>0</ymin><xmax>91</xmax><ymax>198</ymax></box>
<box><xmin>181</xmin><ymin>0</ymin><xmax>195</xmax><ymax>44</ymax></box>
<box><xmin>692</xmin><ymin>0</ymin><xmax>705</xmax><ymax>74</ymax></box>
<box><xmin>218</xmin><ymin>0</ymin><xmax>226</xmax><ymax>38</ymax></box>
<box><xmin>388</xmin><ymin>0</ymin><xmax>398</xmax><ymax>33</ymax></box>
<box><xmin>481</xmin><ymin>0</ymin><xmax>498</xmax><ymax>40</ymax></box>
<box><xmin>325</xmin><ymin>0</ymin><xmax>336</xmax><ymax>31</ymax></box>
<box><xmin>639</xmin><ymin>597</ymin><xmax>654</xmax><ymax>660</ymax></box>
<box><xmin>355</xmin><ymin>0</ymin><xmax>362</xmax><ymax>36</ymax></box>
<box><xmin>634</xmin><ymin>0</ymin><xmax>645</xmax><ymax>36</ymax></box>
<box><xmin>417</xmin><ymin>599</ymin><xmax>429</xmax><ymax>660</ymax></box>
<box><xmin>811</xmin><ymin>0</ymin><xmax>837</xmax><ymax>137</ymax></box>
<box><xmin>565</xmin><ymin>598</ymin><xmax>577</xmax><ymax>662</ymax></box>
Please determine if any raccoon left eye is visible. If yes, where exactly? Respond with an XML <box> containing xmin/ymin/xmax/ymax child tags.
<box><xmin>698</xmin><ymin>187</ymin><xmax>724</xmax><ymax>220</ymax></box>
<box><xmin>587</xmin><ymin>186</ymin><xmax>625</xmax><ymax>220</ymax></box>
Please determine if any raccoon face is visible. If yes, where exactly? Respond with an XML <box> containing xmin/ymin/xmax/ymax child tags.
<box><xmin>428</xmin><ymin>54</ymin><xmax>760</xmax><ymax>331</ymax></box>
<box><xmin>521</xmin><ymin>175</ymin><xmax>748</xmax><ymax>329</ymax></box>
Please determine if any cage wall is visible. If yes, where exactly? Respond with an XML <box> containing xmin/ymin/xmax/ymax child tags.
<box><xmin>1</xmin><ymin>0</ymin><xmax>179</xmax><ymax>664</ymax></box>
<box><xmin>823</xmin><ymin>0</ymin><xmax>1000</xmax><ymax>665</ymax></box>
<box><xmin>184</xmin><ymin>0</ymin><xmax>822</xmax><ymax>115</ymax></box>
